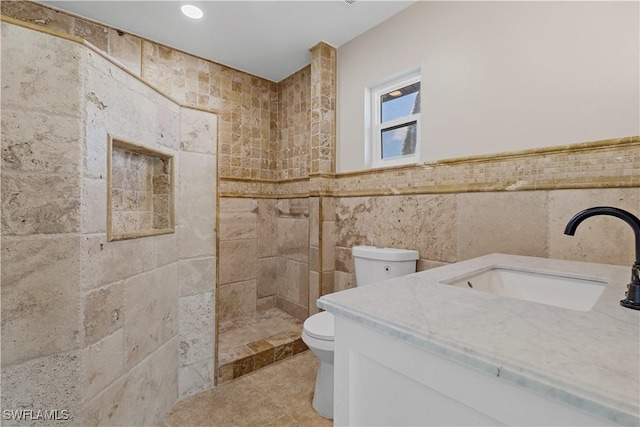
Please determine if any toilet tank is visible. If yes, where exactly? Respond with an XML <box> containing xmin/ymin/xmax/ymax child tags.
<box><xmin>352</xmin><ymin>246</ymin><xmax>419</xmax><ymax>286</ymax></box>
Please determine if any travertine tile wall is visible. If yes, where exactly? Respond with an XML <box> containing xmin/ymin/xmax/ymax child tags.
<box><xmin>257</xmin><ymin>199</ymin><xmax>279</xmax><ymax>311</ymax></box>
<box><xmin>275</xmin><ymin>199</ymin><xmax>310</xmax><ymax>320</ymax></box>
<box><xmin>1</xmin><ymin>22</ymin><xmax>85</xmax><ymax>425</ymax></box>
<box><xmin>333</xmin><ymin>187</ymin><xmax>639</xmax><ymax>290</ymax></box>
<box><xmin>309</xmin><ymin>42</ymin><xmax>337</xmax><ymax>175</ymax></box>
<box><xmin>218</xmin><ymin>197</ymin><xmax>311</xmax><ymax>321</ymax></box>
<box><xmin>176</xmin><ymin>107</ymin><xmax>217</xmax><ymax>399</ymax></box>
<box><xmin>1</xmin><ymin>0</ymin><xmax>279</xmax><ymax>182</ymax></box>
<box><xmin>218</xmin><ymin>198</ymin><xmax>259</xmax><ymax>321</ymax></box>
<box><xmin>1</xmin><ymin>21</ymin><xmax>218</xmax><ymax>426</ymax></box>
<box><xmin>142</xmin><ymin>43</ymin><xmax>279</xmax><ymax>180</ymax></box>
<box><xmin>278</xmin><ymin>66</ymin><xmax>311</xmax><ymax>179</ymax></box>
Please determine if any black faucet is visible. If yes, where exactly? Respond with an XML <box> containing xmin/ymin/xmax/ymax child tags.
<box><xmin>564</xmin><ymin>206</ymin><xmax>640</xmax><ymax>310</ymax></box>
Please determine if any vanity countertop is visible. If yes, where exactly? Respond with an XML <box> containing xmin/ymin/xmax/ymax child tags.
<box><xmin>317</xmin><ymin>254</ymin><xmax>640</xmax><ymax>426</ymax></box>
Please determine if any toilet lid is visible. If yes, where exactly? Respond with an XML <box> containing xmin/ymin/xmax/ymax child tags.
<box><xmin>303</xmin><ymin>311</ymin><xmax>334</xmax><ymax>341</ymax></box>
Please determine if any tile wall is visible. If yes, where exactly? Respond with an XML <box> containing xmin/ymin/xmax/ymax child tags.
<box><xmin>1</xmin><ymin>20</ymin><xmax>218</xmax><ymax>427</ymax></box>
<box><xmin>218</xmin><ymin>198</ymin><xmax>311</xmax><ymax>321</ymax></box>
<box><xmin>278</xmin><ymin>66</ymin><xmax>311</xmax><ymax>179</ymax></box>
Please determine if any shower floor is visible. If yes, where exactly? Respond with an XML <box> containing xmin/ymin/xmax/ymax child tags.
<box><xmin>216</xmin><ymin>308</ymin><xmax>307</xmax><ymax>384</ymax></box>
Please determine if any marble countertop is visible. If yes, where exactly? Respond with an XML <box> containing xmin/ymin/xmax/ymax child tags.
<box><xmin>317</xmin><ymin>254</ymin><xmax>640</xmax><ymax>426</ymax></box>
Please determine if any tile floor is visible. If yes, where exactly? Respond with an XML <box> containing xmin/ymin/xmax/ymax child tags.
<box><xmin>161</xmin><ymin>351</ymin><xmax>332</xmax><ymax>427</ymax></box>
<box><xmin>217</xmin><ymin>308</ymin><xmax>306</xmax><ymax>383</ymax></box>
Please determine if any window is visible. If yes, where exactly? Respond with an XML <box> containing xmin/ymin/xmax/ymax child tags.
<box><xmin>367</xmin><ymin>70</ymin><xmax>421</xmax><ymax>168</ymax></box>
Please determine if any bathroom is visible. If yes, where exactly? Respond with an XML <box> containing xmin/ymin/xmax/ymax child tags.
<box><xmin>1</xmin><ymin>1</ymin><xmax>638</xmax><ymax>426</ymax></box>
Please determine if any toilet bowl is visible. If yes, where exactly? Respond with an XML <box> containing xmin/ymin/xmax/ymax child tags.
<box><xmin>302</xmin><ymin>246</ymin><xmax>419</xmax><ymax>419</ymax></box>
<box><xmin>301</xmin><ymin>311</ymin><xmax>334</xmax><ymax>418</ymax></box>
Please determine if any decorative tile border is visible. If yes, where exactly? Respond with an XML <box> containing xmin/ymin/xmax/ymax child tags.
<box><xmin>220</xmin><ymin>137</ymin><xmax>639</xmax><ymax>198</ymax></box>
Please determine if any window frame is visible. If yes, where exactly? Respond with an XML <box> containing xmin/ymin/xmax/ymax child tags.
<box><xmin>368</xmin><ymin>71</ymin><xmax>421</xmax><ymax>169</ymax></box>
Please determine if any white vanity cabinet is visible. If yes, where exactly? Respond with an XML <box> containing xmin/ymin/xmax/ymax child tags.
<box><xmin>319</xmin><ymin>254</ymin><xmax>639</xmax><ymax>427</ymax></box>
<box><xmin>333</xmin><ymin>316</ymin><xmax>614</xmax><ymax>426</ymax></box>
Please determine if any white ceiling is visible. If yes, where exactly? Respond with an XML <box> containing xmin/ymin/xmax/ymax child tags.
<box><xmin>40</xmin><ymin>1</ymin><xmax>415</xmax><ymax>82</ymax></box>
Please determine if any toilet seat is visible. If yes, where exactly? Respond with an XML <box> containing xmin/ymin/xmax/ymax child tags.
<box><xmin>303</xmin><ymin>311</ymin><xmax>334</xmax><ymax>341</ymax></box>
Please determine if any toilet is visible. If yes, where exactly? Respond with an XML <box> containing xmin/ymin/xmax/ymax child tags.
<box><xmin>302</xmin><ymin>245</ymin><xmax>419</xmax><ymax>418</ymax></box>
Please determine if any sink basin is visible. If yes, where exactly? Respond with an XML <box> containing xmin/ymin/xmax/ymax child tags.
<box><xmin>443</xmin><ymin>267</ymin><xmax>607</xmax><ymax>311</ymax></box>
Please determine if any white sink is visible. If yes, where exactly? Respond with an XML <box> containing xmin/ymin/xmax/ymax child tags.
<box><xmin>443</xmin><ymin>267</ymin><xmax>607</xmax><ymax>311</ymax></box>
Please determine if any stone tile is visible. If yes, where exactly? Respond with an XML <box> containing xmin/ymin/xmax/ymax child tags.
<box><xmin>179</xmin><ymin>292</ymin><xmax>214</xmax><ymax>366</ymax></box>
<box><xmin>456</xmin><ymin>191</ymin><xmax>548</xmax><ymax>260</ymax></box>
<box><xmin>309</xmin><ymin>271</ymin><xmax>320</xmax><ymax>314</ymax></box>
<box><xmin>321</xmin><ymin>196</ymin><xmax>336</xmax><ymax>220</ymax></box>
<box><xmin>1</xmin><ymin>173</ymin><xmax>80</xmax><ymax>235</ymax></box>
<box><xmin>309</xmin><ymin>197</ymin><xmax>320</xmax><ymax>247</ymax></box>
<box><xmin>1</xmin><ymin>23</ymin><xmax>82</xmax><ymax>115</ymax></box>
<box><xmin>217</xmin><ymin>364</ymin><xmax>234</xmax><ymax>384</ymax></box>
<box><xmin>251</xmin><ymin>351</ymin><xmax>314</xmax><ymax>413</ymax></box>
<box><xmin>72</xmin><ymin>17</ymin><xmax>109</xmax><ymax>51</ymax></box>
<box><xmin>107</xmin><ymin>28</ymin><xmax>142</xmax><ymax>75</ymax></box>
<box><xmin>264</xmin><ymin>414</ymin><xmax>299</xmax><ymax>427</ymax></box>
<box><xmin>219</xmin><ymin>239</ymin><xmax>257</xmax><ymax>284</ymax></box>
<box><xmin>334</xmin><ymin>270</ymin><xmax>355</xmax><ymax>293</ymax></box>
<box><xmin>180</xmin><ymin>107</ymin><xmax>217</xmax><ymax>154</ymax></box>
<box><xmin>84</xmin><ymin>337</ymin><xmax>178</xmax><ymax>427</ymax></box>
<box><xmin>84</xmin><ymin>329</ymin><xmax>124</xmax><ymax>401</ymax></box>
<box><xmin>322</xmin><ymin>221</ymin><xmax>335</xmax><ymax>272</ymax></box>
<box><xmin>176</xmin><ymin>223</ymin><xmax>216</xmax><ymax>260</ymax></box>
<box><xmin>178</xmin><ymin>257</ymin><xmax>216</xmax><ymax>296</ymax></box>
<box><xmin>219</xmin><ymin>198</ymin><xmax>258</xmax><ymax>240</ymax></box>
<box><xmin>276</xmin><ymin>296</ymin><xmax>308</xmax><ymax>321</ymax></box>
<box><xmin>82</xmin><ymin>178</ymin><xmax>107</xmax><ymax>233</ymax></box>
<box><xmin>218</xmin><ymin>345</ymin><xmax>254</xmax><ymax>366</ymax></box>
<box><xmin>123</xmin><ymin>264</ymin><xmax>179</xmax><ymax>369</ymax></box>
<box><xmin>1</xmin><ymin>109</ymin><xmax>81</xmax><ymax>174</ymax></box>
<box><xmin>1</xmin><ymin>351</ymin><xmax>82</xmax><ymax>427</ymax></box>
<box><xmin>218</xmin><ymin>280</ymin><xmax>257</xmax><ymax>322</ymax></box>
<box><xmin>335</xmin><ymin>245</ymin><xmax>354</xmax><ymax>274</ymax></box>
<box><xmin>1</xmin><ymin>1</ymin><xmax>74</xmax><ymax>33</ymax></box>
<box><xmin>233</xmin><ymin>355</ymin><xmax>255</xmax><ymax>378</ymax></box>
<box><xmin>257</xmin><ymin>257</ymin><xmax>277</xmax><ymax>298</ymax></box>
<box><xmin>177</xmin><ymin>186</ymin><xmax>215</xmax><ymax>233</ymax></box>
<box><xmin>321</xmin><ymin>271</ymin><xmax>334</xmax><ymax>296</ymax></box>
<box><xmin>258</xmin><ymin>199</ymin><xmax>278</xmax><ymax>257</ymax></box>
<box><xmin>179</xmin><ymin>151</ymin><xmax>216</xmax><ymax>193</ymax></box>
<box><xmin>336</xmin><ymin>194</ymin><xmax>457</xmax><ymax>262</ymax></box>
<box><xmin>292</xmin><ymin>339</ymin><xmax>308</xmax><ymax>355</ymax></box>
<box><xmin>80</xmin><ymin>234</ymin><xmax>155</xmax><ymax>290</ymax></box>
<box><xmin>309</xmin><ymin>246</ymin><xmax>320</xmax><ymax>272</ymax></box>
<box><xmin>417</xmin><ymin>259</ymin><xmax>449</xmax><ymax>272</ymax></box>
<box><xmin>276</xmin><ymin>259</ymin><xmax>309</xmax><ymax>306</ymax></box>
<box><xmin>84</xmin><ymin>281</ymin><xmax>124</xmax><ymax>345</ymax></box>
<box><xmin>277</xmin><ymin>217</ymin><xmax>309</xmax><ymax>263</ymax></box>
<box><xmin>156</xmin><ymin>232</ymin><xmax>180</xmax><ymax>267</ymax></box>
<box><xmin>162</xmin><ymin>374</ymin><xmax>285</xmax><ymax>427</ymax></box>
<box><xmin>548</xmin><ymin>188</ymin><xmax>639</xmax><ymax>266</ymax></box>
<box><xmin>257</xmin><ymin>296</ymin><xmax>276</xmax><ymax>311</ymax></box>
<box><xmin>1</xmin><ymin>235</ymin><xmax>81</xmax><ymax>365</ymax></box>
<box><xmin>254</xmin><ymin>348</ymin><xmax>275</xmax><ymax>370</ymax></box>
<box><xmin>248</xmin><ymin>339</ymin><xmax>273</xmax><ymax>353</ymax></box>
<box><xmin>179</xmin><ymin>357</ymin><xmax>214</xmax><ymax>399</ymax></box>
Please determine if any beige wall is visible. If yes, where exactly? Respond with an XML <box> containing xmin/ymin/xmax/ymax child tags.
<box><xmin>338</xmin><ymin>1</ymin><xmax>640</xmax><ymax>171</ymax></box>
<box><xmin>1</xmin><ymin>21</ymin><xmax>217</xmax><ymax>426</ymax></box>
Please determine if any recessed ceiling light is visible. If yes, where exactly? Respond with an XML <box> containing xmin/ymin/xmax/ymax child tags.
<box><xmin>181</xmin><ymin>5</ymin><xmax>203</xmax><ymax>19</ymax></box>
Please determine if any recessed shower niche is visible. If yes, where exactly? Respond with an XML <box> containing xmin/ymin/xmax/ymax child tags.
<box><xmin>107</xmin><ymin>135</ymin><xmax>175</xmax><ymax>241</ymax></box>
